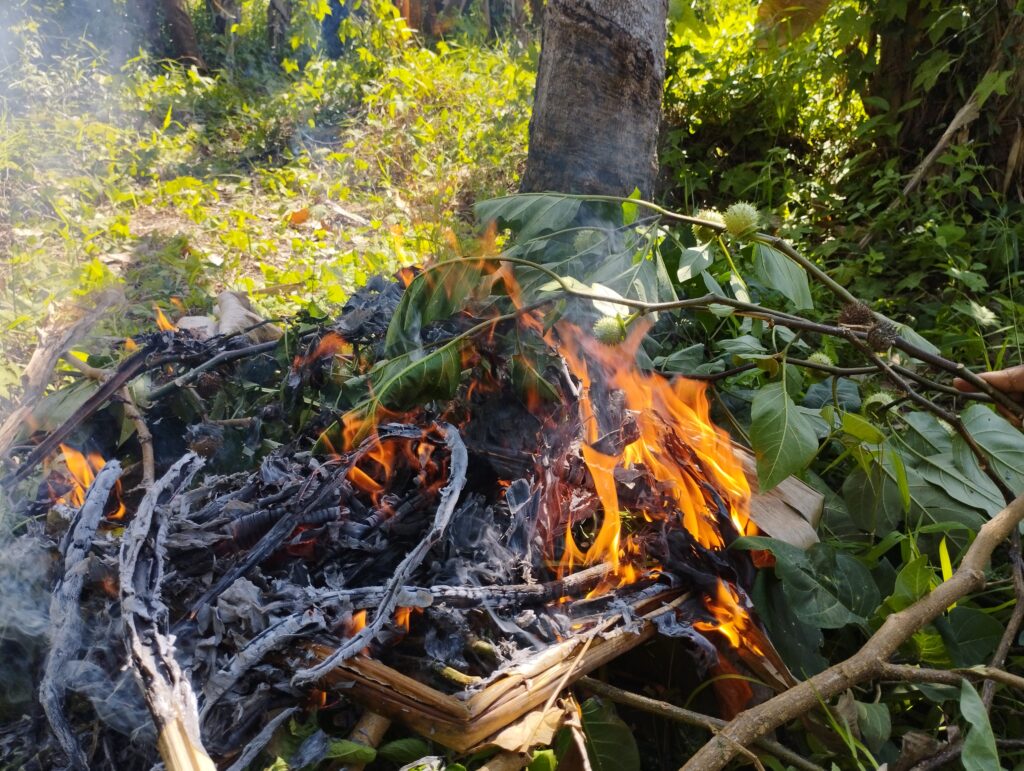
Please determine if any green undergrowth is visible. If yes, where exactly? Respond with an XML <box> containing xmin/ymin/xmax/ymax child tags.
<box><xmin>0</xmin><ymin>0</ymin><xmax>533</xmax><ymax>402</ymax></box>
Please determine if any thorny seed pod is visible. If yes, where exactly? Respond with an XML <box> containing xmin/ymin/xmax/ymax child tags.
<box><xmin>867</xmin><ymin>321</ymin><xmax>898</xmax><ymax>351</ymax></box>
<box><xmin>806</xmin><ymin>351</ymin><xmax>834</xmax><ymax>369</ymax></box>
<box><xmin>692</xmin><ymin>209</ymin><xmax>725</xmax><ymax>244</ymax></box>
<box><xmin>838</xmin><ymin>302</ymin><xmax>874</xmax><ymax>326</ymax></box>
<box><xmin>722</xmin><ymin>202</ymin><xmax>760</xmax><ymax>238</ymax></box>
<box><xmin>592</xmin><ymin>315</ymin><xmax>627</xmax><ymax>345</ymax></box>
<box><xmin>863</xmin><ymin>390</ymin><xmax>898</xmax><ymax>414</ymax></box>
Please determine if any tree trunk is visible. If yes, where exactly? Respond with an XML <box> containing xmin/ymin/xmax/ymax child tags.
<box><xmin>206</xmin><ymin>0</ymin><xmax>240</xmax><ymax>35</ymax></box>
<box><xmin>267</xmin><ymin>0</ymin><xmax>291</xmax><ymax>53</ymax></box>
<box><xmin>520</xmin><ymin>0</ymin><xmax>667</xmax><ymax>198</ymax></box>
<box><xmin>161</xmin><ymin>0</ymin><xmax>206</xmax><ymax>69</ymax></box>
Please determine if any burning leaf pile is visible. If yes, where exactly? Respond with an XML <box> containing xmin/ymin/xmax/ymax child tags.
<box><xmin>2</xmin><ymin>258</ymin><xmax>806</xmax><ymax>769</ymax></box>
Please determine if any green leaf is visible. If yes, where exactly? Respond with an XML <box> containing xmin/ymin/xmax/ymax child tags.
<box><xmin>622</xmin><ymin>187</ymin><xmax>641</xmax><ymax>225</ymax></box>
<box><xmin>475</xmin><ymin>194</ymin><xmax>583</xmax><ymax>243</ymax></box>
<box><xmin>855</xmin><ymin>701</ymin><xmax>891</xmax><ymax>754</ymax></box>
<box><xmin>653</xmin><ymin>343</ymin><xmax>706</xmax><ymax>374</ymax></box>
<box><xmin>841</xmin><ymin>412</ymin><xmax>886</xmax><ymax>444</ymax></box>
<box><xmin>377</xmin><ymin>738</ymin><xmax>431</xmax><ymax>764</ymax></box>
<box><xmin>751</xmin><ymin>243</ymin><xmax>812</xmax><ymax>309</ymax></box>
<box><xmin>955</xmin><ymin>404</ymin><xmax>1024</xmax><ymax>492</ymax></box>
<box><xmin>580</xmin><ymin>698</ymin><xmax>640</xmax><ymax>771</ymax></box>
<box><xmin>324</xmin><ymin>739</ymin><xmax>377</xmax><ymax>763</ymax></box>
<box><xmin>510</xmin><ymin>352</ymin><xmax>559</xmax><ymax>403</ymax></box>
<box><xmin>943</xmin><ymin>607</ymin><xmax>1003</xmax><ymax>667</ymax></box>
<box><xmin>889</xmin><ymin>555</ymin><xmax>933</xmax><ymax>610</ymax></box>
<box><xmin>735</xmin><ymin>537</ymin><xmax>870</xmax><ymax>629</ymax></box>
<box><xmin>750</xmin><ymin>381</ymin><xmax>819</xmax><ymax>490</ymax></box>
<box><xmin>750</xmin><ymin>570</ymin><xmax>827</xmax><ymax>675</ymax></box>
<box><xmin>386</xmin><ymin>261</ymin><xmax>482</xmax><ymax>355</ymax></box>
<box><xmin>676</xmin><ymin>243</ymin><xmax>715</xmax><ymax>282</ymax></box>
<box><xmin>960</xmin><ymin>680</ymin><xmax>1000</xmax><ymax>771</ymax></box>
<box><xmin>916</xmin><ymin>454</ymin><xmax>1003</xmax><ymax>517</ymax></box>
<box><xmin>371</xmin><ymin>345</ymin><xmax>462</xmax><ymax>411</ymax></box>
<box><xmin>975</xmin><ymin>69</ymin><xmax>1013</xmax><ymax>108</ymax></box>
<box><xmin>527</xmin><ymin>749</ymin><xmax>558</xmax><ymax>771</ymax></box>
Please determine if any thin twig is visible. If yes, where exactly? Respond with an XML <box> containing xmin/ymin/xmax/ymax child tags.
<box><xmin>116</xmin><ymin>386</ymin><xmax>155</xmax><ymax>489</ymax></box>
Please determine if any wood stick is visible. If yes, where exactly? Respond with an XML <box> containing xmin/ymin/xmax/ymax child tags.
<box><xmin>681</xmin><ymin>490</ymin><xmax>1024</xmax><ymax>771</ymax></box>
<box><xmin>0</xmin><ymin>288</ymin><xmax>120</xmax><ymax>458</ymax></box>
<box><xmin>40</xmin><ymin>462</ymin><xmax>123</xmax><ymax>770</ymax></box>
<box><xmin>340</xmin><ymin>710</ymin><xmax>392</xmax><ymax>771</ymax></box>
<box><xmin>120</xmin><ymin>453</ymin><xmax>214</xmax><ymax>771</ymax></box>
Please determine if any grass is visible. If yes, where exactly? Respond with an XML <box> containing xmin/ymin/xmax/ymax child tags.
<box><xmin>0</xmin><ymin>0</ymin><xmax>534</xmax><ymax>404</ymax></box>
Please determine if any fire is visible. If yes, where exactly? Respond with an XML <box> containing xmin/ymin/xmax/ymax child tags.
<box><xmin>694</xmin><ymin>580</ymin><xmax>764</xmax><ymax>657</ymax></box>
<box><xmin>154</xmin><ymin>306</ymin><xmax>177</xmax><ymax>332</ymax></box>
<box><xmin>349</xmin><ymin>610</ymin><xmax>367</xmax><ymax>636</ymax></box>
<box><xmin>292</xmin><ymin>332</ymin><xmax>350</xmax><ymax>371</ymax></box>
<box><xmin>554</xmin><ymin>319</ymin><xmax>755</xmax><ymax>580</ymax></box>
<box><xmin>54</xmin><ymin>444</ymin><xmax>126</xmax><ymax>520</ymax></box>
<box><xmin>394</xmin><ymin>606</ymin><xmax>412</xmax><ymax>632</ymax></box>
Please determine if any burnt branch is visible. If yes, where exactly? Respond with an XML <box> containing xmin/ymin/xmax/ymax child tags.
<box><xmin>119</xmin><ymin>453</ymin><xmax>212</xmax><ymax>771</ymax></box>
<box><xmin>40</xmin><ymin>461</ymin><xmax>123</xmax><ymax>770</ymax></box>
<box><xmin>293</xmin><ymin>422</ymin><xmax>469</xmax><ymax>684</ymax></box>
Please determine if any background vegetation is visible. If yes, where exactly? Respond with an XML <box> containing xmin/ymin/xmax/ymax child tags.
<box><xmin>2</xmin><ymin>0</ymin><xmax>1023</xmax><ymax>768</ymax></box>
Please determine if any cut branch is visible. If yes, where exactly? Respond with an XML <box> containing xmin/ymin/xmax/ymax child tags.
<box><xmin>119</xmin><ymin>453</ymin><xmax>213</xmax><ymax>771</ymax></box>
<box><xmin>681</xmin><ymin>490</ymin><xmax>1024</xmax><ymax>771</ymax></box>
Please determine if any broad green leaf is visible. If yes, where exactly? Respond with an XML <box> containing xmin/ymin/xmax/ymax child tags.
<box><xmin>653</xmin><ymin>343</ymin><xmax>706</xmax><ymax>373</ymax></box>
<box><xmin>386</xmin><ymin>261</ymin><xmax>482</xmax><ymax>355</ymax></box>
<box><xmin>942</xmin><ymin>607</ymin><xmax>1003</xmax><ymax>667</ymax></box>
<box><xmin>960</xmin><ymin>680</ymin><xmax>1000</xmax><ymax>771</ymax></box>
<box><xmin>955</xmin><ymin>404</ymin><xmax>1024</xmax><ymax>492</ymax></box>
<box><xmin>510</xmin><ymin>353</ymin><xmax>559</xmax><ymax>403</ymax></box>
<box><xmin>750</xmin><ymin>570</ymin><xmax>827</xmax><ymax>675</ymax></box>
<box><xmin>751</xmin><ymin>243</ymin><xmax>813</xmax><ymax>309</ymax></box>
<box><xmin>975</xmin><ymin>69</ymin><xmax>1013</xmax><ymax>108</ymax></box>
<box><xmin>842</xmin><ymin>464</ymin><xmax>904</xmax><ymax>533</ymax></box>
<box><xmin>324</xmin><ymin>739</ymin><xmax>377</xmax><ymax>763</ymax></box>
<box><xmin>916</xmin><ymin>454</ymin><xmax>1003</xmax><ymax>516</ymax></box>
<box><xmin>475</xmin><ymin>194</ymin><xmax>582</xmax><ymax>243</ymax></box>
<box><xmin>371</xmin><ymin>345</ymin><xmax>462</xmax><ymax>411</ymax></box>
<box><xmin>855</xmin><ymin>701</ymin><xmax>891</xmax><ymax>754</ymax></box>
<box><xmin>377</xmin><ymin>738</ymin><xmax>431</xmax><ymax>764</ymax></box>
<box><xmin>841</xmin><ymin>412</ymin><xmax>886</xmax><ymax>444</ymax></box>
<box><xmin>676</xmin><ymin>243</ymin><xmax>715</xmax><ymax>282</ymax></box>
<box><xmin>580</xmin><ymin>698</ymin><xmax>640</xmax><ymax>771</ymax></box>
<box><xmin>903</xmin><ymin>412</ymin><xmax>953</xmax><ymax>456</ymax></box>
<box><xmin>735</xmin><ymin>537</ymin><xmax>868</xmax><ymax>628</ymax></box>
<box><xmin>886</xmin><ymin>555</ymin><xmax>933</xmax><ymax>612</ymax></box>
<box><xmin>750</xmin><ymin>381</ymin><xmax>819</xmax><ymax>490</ymax></box>
<box><xmin>803</xmin><ymin>377</ymin><xmax>861</xmax><ymax>410</ymax></box>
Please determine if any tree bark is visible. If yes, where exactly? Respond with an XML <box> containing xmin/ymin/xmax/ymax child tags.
<box><xmin>161</xmin><ymin>0</ymin><xmax>206</xmax><ymax>69</ymax></box>
<box><xmin>520</xmin><ymin>0</ymin><xmax>667</xmax><ymax>198</ymax></box>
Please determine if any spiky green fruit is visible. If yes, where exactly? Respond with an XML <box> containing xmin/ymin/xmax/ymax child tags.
<box><xmin>938</xmin><ymin>419</ymin><xmax>956</xmax><ymax>437</ymax></box>
<box><xmin>592</xmin><ymin>315</ymin><xmax>626</xmax><ymax>345</ymax></box>
<box><xmin>863</xmin><ymin>390</ymin><xmax>897</xmax><ymax>413</ymax></box>
<box><xmin>573</xmin><ymin>229</ymin><xmax>604</xmax><ymax>254</ymax></box>
<box><xmin>722</xmin><ymin>202</ymin><xmax>760</xmax><ymax>238</ymax></box>
<box><xmin>806</xmin><ymin>351</ymin><xmax>834</xmax><ymax>369</ymax></box>
<box><xmin>692</xmin><ymin>209</ymin><xmax>725</xmax><ymax>244</ymax></box>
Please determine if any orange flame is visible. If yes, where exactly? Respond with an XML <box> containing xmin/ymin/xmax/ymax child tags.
<box><xmin>694</xmin><ymin>580</ymin><xmax>764</xmax><ymax>657</ymax></box>
<box><xmin>55</xmin><ymin>444</ymin><xmax>126</xmax><ymax>520</ymax></box>
<box><xmin>293</xmin><ymin>332</ymin><xmax>350</xmax><ymax>370</ymax></box>
<box><xmin>554</xmin><ymin>320</ymin><xmax>755</xmax><ymax>582</ymax></box>
<box><xmin>394</xmin><ymin>606</ymin><xmax>412</xmax><ymax>633</ymax></box>
<box><xmin>154</xmin><ymin>306</ymin><xmax>177</xmax><ymax>332</ymax></box>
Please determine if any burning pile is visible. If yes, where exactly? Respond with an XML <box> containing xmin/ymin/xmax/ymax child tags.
<box><xmin>4</xmin><ymin>265</ymin><xmax>806</xmax><ymax>769</ymax></box>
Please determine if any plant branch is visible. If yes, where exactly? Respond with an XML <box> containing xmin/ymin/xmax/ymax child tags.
<box><xmin>681</xmin><ymin>490</ymin><xmax>1024</xmax><ymax>771</ymax></box>
<box><xmin>577</xmin><ymin>677</ymin><xmax>824</xmax><ymax>771</ymax></box>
